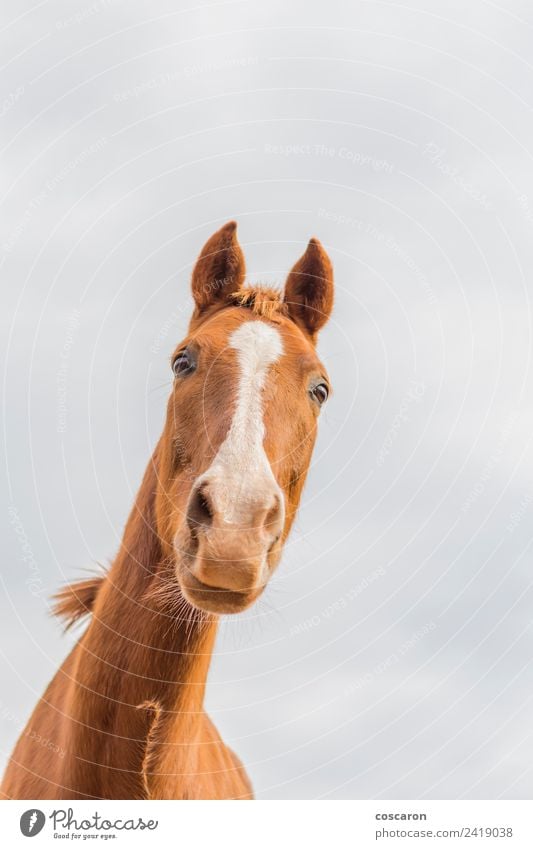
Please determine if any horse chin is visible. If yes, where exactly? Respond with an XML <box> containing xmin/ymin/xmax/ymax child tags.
<box><xmin>173</xmin><ymin>531</ymin><xmax>282</xmax><ymax>615</ymax></box>
<box><xmin>178</xmin><ymin>569</ymin><xmax>263</xmax><ymax>615</ymax></box>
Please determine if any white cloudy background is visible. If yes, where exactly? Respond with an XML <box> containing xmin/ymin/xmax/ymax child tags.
<box><xmin>1</xmin><ymin>0</ymin><xmax>533</xmax><ymax>799</ymax></box>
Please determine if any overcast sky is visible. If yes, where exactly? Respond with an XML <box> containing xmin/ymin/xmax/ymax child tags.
<box><xmin>1</xmin><ymin>0</ymin><xmax>533</xmax><ymax>799</ymax></box>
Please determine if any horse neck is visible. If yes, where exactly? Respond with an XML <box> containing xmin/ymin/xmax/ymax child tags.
<box><xmin>64</xmin><ymin>449</ymin><xmax>218</xmax><ymax>796</ymax></box>
<box><xmin>86</xmin><ymin>448</ymin><xmax>217</xmax><ymax>693</ymax></box>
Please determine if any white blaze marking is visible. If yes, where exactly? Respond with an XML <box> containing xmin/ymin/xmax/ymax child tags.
<box><xmin>201</xmin><ymin>320</ymin><xmax>284</xmax><ymax>525</ymax></box>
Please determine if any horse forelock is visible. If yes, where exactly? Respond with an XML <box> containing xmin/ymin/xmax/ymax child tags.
<box><xmin>229</xmin><ymin>286</ymin><xmax>288</xmax><ymax>322</ymax></box>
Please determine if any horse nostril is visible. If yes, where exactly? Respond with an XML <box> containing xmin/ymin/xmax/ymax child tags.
<box><xmin>187</xmin><ymin>483</ymin><xmax>214</xmax><ymax>531</ymax></box>
<box><xmin>265</xmin><ymin>494</ymin><xmax>283</xmax><ymax>534</ymax></box>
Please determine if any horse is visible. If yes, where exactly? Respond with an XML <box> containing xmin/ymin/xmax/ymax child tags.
<box><xmin>1</xmin><ymin>221</ymin><xmax>334</xmax><ymax>799</ymax></box>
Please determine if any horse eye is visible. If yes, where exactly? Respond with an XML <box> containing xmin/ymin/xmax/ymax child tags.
<box><xmin>172</xmin><ymin>350</ymin><xmax>195</xmax><ymax>376</ymax></box>
<box><xmin>310</xmin><ymin>382</ymin><xmax>329</xmax><ymax>406</ymax></box>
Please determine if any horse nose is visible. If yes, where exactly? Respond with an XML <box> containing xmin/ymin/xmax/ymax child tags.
<box><xmin>187</xmin><ymin>477</ymin><xmax>284</xmax><ymax>539</ymax></box>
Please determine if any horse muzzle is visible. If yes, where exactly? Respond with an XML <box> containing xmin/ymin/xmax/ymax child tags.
<box><xmin>176</xmin><ymin>476</ymin><xmax>285</xmax><ymax>614</ymax></box>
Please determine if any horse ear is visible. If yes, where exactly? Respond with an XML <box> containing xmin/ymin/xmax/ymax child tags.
<box><xmin>283</xmin><ymin>237</ymin><xmax>334</xmax><ymax>340</ymax></box>
<box><xmin>191</xmin><ymin>221</ymin><xmax>245</xmax><ymax>313</ymax></box>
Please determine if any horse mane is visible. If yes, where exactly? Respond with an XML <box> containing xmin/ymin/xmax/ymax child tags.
<box><xmin>230</xmin><ymin>286</ymin><xmax>288</xmax><ymax>322</ymax></box>
<box><xmin>52</xmin><ymin>574</ymin><xmax>105</xmax><ymax>630</ymax></box>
